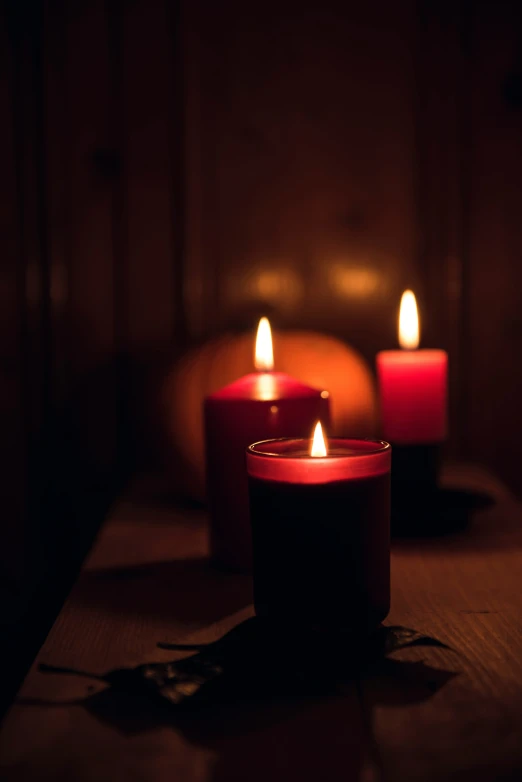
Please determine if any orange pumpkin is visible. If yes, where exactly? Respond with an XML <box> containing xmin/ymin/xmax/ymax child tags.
<box><xmin>162</xmin><ymin>330</ymin><xmax>378</xmax><ymax>499</ymax></box>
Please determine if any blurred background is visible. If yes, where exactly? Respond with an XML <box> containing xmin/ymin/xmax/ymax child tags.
<box><xmin>1</xmin><ymin>0</ymin><xmax>521</xmax><ymax>700</ymax></box>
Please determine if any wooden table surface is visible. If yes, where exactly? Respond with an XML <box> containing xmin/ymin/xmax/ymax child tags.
<box><xmin>2</xmin><ymin>465</ymin><xmax>522</xmax><ymax>782</ymax></box>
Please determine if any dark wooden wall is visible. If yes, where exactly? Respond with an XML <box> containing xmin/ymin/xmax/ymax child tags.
<box><xmin>183</xmin><ymin>0</ymin><xmax>522</xmax><ymax>490</ymax></box>
<box><xmin>1</xmin><ymin>0</ymin><xmax>522</xmax><ymax>703</ymax></box>
<box><xmin>0</xmin><ymin>0</ymin><xmax>185</xmax><ymax>706</ymax></box>
<box><xmin>465</xmin><ymin>3</ymin><xmax>522</xmax><ymax>493</ymax></box>
<box><xmin>184</xmin><ymin>0</ymin><xmax>419</xmax><ymax>350</ymax></box>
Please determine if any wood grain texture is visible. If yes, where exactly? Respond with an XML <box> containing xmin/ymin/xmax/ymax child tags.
<box><xmin>0</xmin><ymin>488</ymin><xmax>376</xmax><ymax>782</ymax></box>
<box><xmin>43</xmin><ymin>0</ymin><xmax>69</xmax><ymax>407</ymax></box>
<box><xmin>184</xmin><ymin>0</ymin><xmax>418</xmax><ymax>359</ymax></box>
<box><xmin>121</xmin><ymin>0</ymin><xmax>179</xmax><ymax>354</ymax></box>
<box><xmin>31</xmin><ymin>0</ymin><xmax>522</xmax><ymax>494</ymax></box>
<box><xmin>363</xmin><ymin>497</ymin><xmax>522</xmax><ymax>780</ymax></box>
<box><xmin>413</xmin><ymin>2</ymin><xmax>469</xmax><ymax>460</ymax></box>
<box><xmin>117</xmin><ymin>0</ymin><xmax>185</xmax><ymax>468</ymax></box>
<box><xmin>0</xmin><ymin>2</ymin><xmax>31</xmax><ymax>598</ymax></box>
<box><xmin>0</xmin><ymin>0</ymin><xmax>121</xmax><ymax>716</ymax></box>
<box><xmin>463</xmin><ymin>1</ymin><xmax>522</xmax><ymax>494</ymax></box>
<box><xmin>2</xmin><ymin>466</ymin><xmax>522</xmax><ymax>781</ymax></box>
<box><xmin>62</xmin><ymin>0</ymin><xmax>118</xmax><ymax>473</ymax></box>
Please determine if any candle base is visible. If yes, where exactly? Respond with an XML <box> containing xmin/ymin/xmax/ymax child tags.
<box><xmin>390</xmin><ymin>443</ymin><xmax>446</xmax><ymax>536</ymax></box>
<box><xmin>392</xmin><ymin>443</ymin><xmax>440</xmax><ymax>489</ymax></box>
<box><xmin>390</xmin><ymin>444</ymin><xmax>474</xmax><ymax>536</ymax></box>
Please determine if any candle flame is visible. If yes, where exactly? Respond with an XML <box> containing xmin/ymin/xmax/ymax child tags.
<box><xmin>255</xmin><ymin>317</ymin><xmax>274</xmax><ymax>371</ymax></box>
<box><xmin>310</xmin><ymin>421</ymin><xmax>327</xmax><ymax>458</ymax></box>
<box><xmin>399</xmin><ymin>290</ymin><xmax>419</xmax><ymax>350</ymax></box>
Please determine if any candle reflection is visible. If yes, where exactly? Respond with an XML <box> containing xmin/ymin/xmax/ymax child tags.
<box><xmin>257</xmin><ymin>372</ymin><xmax>277</xmax><ymax>401</ymax></box>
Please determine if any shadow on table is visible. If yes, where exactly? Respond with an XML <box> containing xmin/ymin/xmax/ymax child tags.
<box><xmin>26</xmin><ymin>653</ymin><xmax>455</xmax><ymax>726</ymax></box>
<box><xmin>392</xmin><ymin>486</ymin><xmax>494</xmax><ymax>536</ymax></box>
<box><xmin>21</xmin><ymin>687</ymin><xmax>371</xmax><ymax>780</ymax></box>
<box><xmin>360</xmin><ymin>657</ymin><xmax>456</xmax><ymax>706</ymax></box>
<box><xmin>19</xmin><ymin>659</ymin><xmax>455</xmax><ymax>782</ymax></box>
<box><xmin>392</xmin><ymin>487</ymin><xmax>522</xmax><ymax>553</ymax></box>
<box><xmin>73</xmin><ymin>556</ymin><xmax>253</xmax><ymax>623</ymax></box>
<box><xmin>19</xmin><ymin>622</ymin><xmax>457</xmax><ymax>782</ymax></box>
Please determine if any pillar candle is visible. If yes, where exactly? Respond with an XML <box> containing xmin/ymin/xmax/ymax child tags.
<box><xmin>376</xmin><ymin>290</ymin><xmax>448</xmax><ymax>444</ymax></box>
<box><xmin>204</xmin><ymin>319</ymin><xmax>330</xmax><ymax>571</ymax></box>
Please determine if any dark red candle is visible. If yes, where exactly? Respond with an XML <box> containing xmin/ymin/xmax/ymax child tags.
<box><xmin>246</xmin><ymin>427</ymin><xmax>391</xmax><ymax>632</ymax></box>
<box><xmin>205</xmin><ymin>319</ymin><xmax>330</xmax><ymax>571</ymax></box>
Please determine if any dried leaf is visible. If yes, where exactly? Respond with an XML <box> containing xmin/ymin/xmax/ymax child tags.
<box><xmin>381</xmin><ymin>625</ymin><xmax>450</xmax><ymax>655</ymax></box>
<box><xmin>39</xmin><ymin>618</ymin><xmax>452</xmax><ymax>708</ymax></box>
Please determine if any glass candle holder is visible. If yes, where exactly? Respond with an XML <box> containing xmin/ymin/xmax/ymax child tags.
<box><xmin>246</xmin><ymin>438</ymin><xmax>391</xmax><ymax>633</ymax></box>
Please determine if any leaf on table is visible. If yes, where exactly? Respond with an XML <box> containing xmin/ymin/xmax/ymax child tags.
<box><xmin>379</xmin><ymin>625</ymin><xmax>451</xmax><ymax>655</ymax></box>
<box><xmin>38</xmin><ymin>617</ymin><xmax>453</xmax><ymax>710</ymax></box>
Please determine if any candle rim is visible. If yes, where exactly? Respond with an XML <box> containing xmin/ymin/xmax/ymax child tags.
<box><xmin>247</xmin><ymin>437</ymin><xmax>391</xmax><ymax>483</ymax></box>
<box><xmin>376</xmin><ymin>348</ymin><xmax>448</xmax><ymax>358</ymax></box>
<box><xmin>206</xmin><ymin>370</ymin><xmax>327</xmax><ymax>401</ymax></box>
<box><xmin>248</xmin><ymin>437</ymin><xmax>390</xmax><ymax>460</ymax></box>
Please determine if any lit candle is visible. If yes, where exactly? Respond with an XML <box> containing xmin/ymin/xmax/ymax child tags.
<box><xmin>247</xmin><ymin>424</ymin><xmax>391</xmax><ymax>631</ymax></box>
<box><xmin>376</xmin><ymin>290</ymin><xmax>448</xmax><ymax>445</ymax></box>
<box><xmin>204</xmin><ymin>318</ymin><xmax>330</xmax><ymax>571</ymax></box>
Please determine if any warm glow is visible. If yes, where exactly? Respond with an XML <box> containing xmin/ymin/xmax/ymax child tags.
<box><xmin>310</xmin><ymin>421</ymin><xmax>327</xmax><ymax>458</ymax></box>
<box><xmin>399</xmin><ymin>290</ymin><xmax>419</xmax><ymax>350</ymax></box>
<box><xmin>255</xmin><ymin>317</ymin><xmax>274</xmax><ymax>371</ymax></box>
<box><xmin>329</xmin><ymin>264</ymin><xmax>382</xmax><ymax>299</ymax></box>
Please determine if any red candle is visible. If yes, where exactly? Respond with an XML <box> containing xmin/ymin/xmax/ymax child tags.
<box><xmin>247</xmin><ymin>424</ymin><xmax>391</xmax><ymax>631</ymax></box>
<box><xmin>204</xmin><ymin>319</ymin><xmax>330</xmax><ymax>571</ymax></box>
<box><xmin>376</xmin><ymin>291</ymin><xmax>448</xmax><ymax>444</ymax></box>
